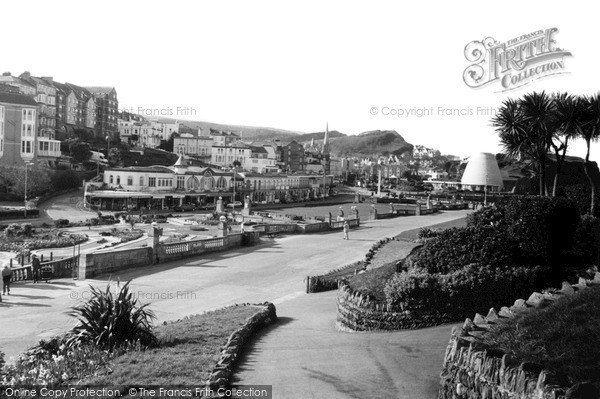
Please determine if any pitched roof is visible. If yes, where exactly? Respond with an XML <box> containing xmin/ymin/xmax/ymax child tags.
<box><xmin>0</xmin><ymin>92</ymin><xmax>39</xmax><ymax>106</ymax></box>
<box><xmin>84</xmin><ymin>87</ymin><xmax>115</xmax><ymax>96</ymax></box>
<box><xmin>0</xmin><ymin>75</ymin><xmax>35</xmax><ymax>88</ymax></box>
<box><xmin>250</xmin><ymin>146</ymin><xmax>268</xmax><ymax>154</ymax></box>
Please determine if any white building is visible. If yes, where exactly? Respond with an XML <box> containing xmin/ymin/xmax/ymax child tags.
<box><xmin>174</xmin><ymin>134</ymin><xmax>213</xmax><ymax>157</ymax></box>
<box><xmin>461</xmin><ymin>152</ymin><xmax>503</xmax><ymax>191</ymax></box>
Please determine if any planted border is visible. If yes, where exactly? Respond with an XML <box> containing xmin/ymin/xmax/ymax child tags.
<box><xmin>438</xmin><ymin>271</ymin><xmax>600</xmax><ymax>399</ymax></box>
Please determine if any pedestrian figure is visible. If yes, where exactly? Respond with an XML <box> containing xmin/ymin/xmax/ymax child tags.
<box><xmin>32</xmin><ymin>254</ymin><xmax>41</xmax><ymax>283</ymax></box>
<box><xmin>2</xmin><ymin>264</ymin><xmax>13</xmax><ymax>295</ymax></box>
<box><xmin>343</xmin><ymin>221</ymin><xmax>350</xmax><ymax>240</ymax></box>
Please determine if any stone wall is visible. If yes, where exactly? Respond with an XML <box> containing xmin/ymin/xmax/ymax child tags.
<box><xmin>206</xmin><ymin>302</ymin><xmax>277</xmax><ymax>389</ymax></box>
<box><xmin>438</xmin><ymin>271</ymin><xmax>600</xmax><ymax>399</ymax></box>
<box><xmin>83</xmin><ymin>247</ymin><xmax>152</xmax><ymax>279</ymax></box>
<box><xmin>336</xmin><ymin>282</ymin><xmax>453</xmax><ymax>331</ymax></box>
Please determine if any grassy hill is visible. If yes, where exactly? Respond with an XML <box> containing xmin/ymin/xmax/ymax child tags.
<box><xmin>153</xmin><ymin>117</ymin><xmax>414</xmax><ymax>157</ymax></box>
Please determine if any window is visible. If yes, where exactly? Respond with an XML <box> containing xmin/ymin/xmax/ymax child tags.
<box><xmin>127</xmin><ymin>176</ymin><xmax>133</xmax><ymax>186</ymax></box>
<box><xmin>21</xmin><ymin>140</ymin><xmax>32</xmax><ymax>153</ymax></box>
<box><xmin>177</xmin><ymin>176</ymin><xmax>185</xmax><ymax>189</ymax></box>
<box><xmin>110</xmin><ymin>175</ymin><xmax>114</xmax><ymax>184</ymax></box>
<box><xmin>116</xmin><ymin>176</ymin><xmax>121</xmax><ymax>185</ymax></box>
<box><xmin>149</xmin><ymin>177</ymin><xmax>156</xmax><ymax>187</ymax></box>
<box><xmin>139</xmin><ymin>176</ymin><xmax>144</xmax><ymax>186</ymax></box>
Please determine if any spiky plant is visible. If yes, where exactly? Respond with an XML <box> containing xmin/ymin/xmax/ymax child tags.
<box><xmin>67</xmin><ymin>281</ymin><xmax>157</xmax><ymax>351</ymax></box>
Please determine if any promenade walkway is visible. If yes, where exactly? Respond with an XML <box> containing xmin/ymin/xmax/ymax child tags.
<box><xmin>1</xmin><ymin>210</ymin><xmax>469</xmax><ymax>397</ymax></box>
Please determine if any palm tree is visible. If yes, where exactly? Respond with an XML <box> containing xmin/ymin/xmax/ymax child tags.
<box><xmin>550</xmin><ymin>93</ymin><xmax>586</xmax><ymax>197</ymax></box>
<box><xmin>579</xmin><ymin>94</ymin><xmax>600</xmax><ymax>215</ymax></box>
<box><xmin>492</xmin><ymin>92</ymin><xmax>555</xmax><ymax>196</ymax></box>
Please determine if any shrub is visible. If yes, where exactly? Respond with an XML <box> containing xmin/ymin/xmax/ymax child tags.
<box><xmin>569</xmin><ymin>215</ymin><xmax>600</xmax><ymax>265</ymax></box>
<box><xmin>407</xmin><ymin>226</ymin><xmax>514</xmax><ymax>274</ymax></box>
<box><xmin>466</xmin><ymin>204</ymin><xmax>506</xmax><ymax>229</ymax></box>
<box><xmin>54</xmin><ymin>219</ymin><xmax>70</xmax><ymax>228</ymax></box>
<box><xmin>67</xmin><ymin>281</ymin><xmax>157</xmax><ymax>351</ymax></box>
<box><xmin>4</xmin><ymin>223</ymin><xmax>21</xmax><ymax>238</ymax></box>
<box><xmin>21</xmin><ymin>223</ymin><xmax>33</xmax><ymax>237</ymax></box>
<box><xmin>384</xmin><ymin>264</ymin><xmax>547</xmax><ymax>318</ymax></box>
<box><xmin>416</xmin><ymin>227</ymin><xmax>438</xmax><ymax>241</ymax></box>
<box><xmin>504</xmin><ymin>196</ymin><xmax>579</xmax><ymax>267</ymax></box>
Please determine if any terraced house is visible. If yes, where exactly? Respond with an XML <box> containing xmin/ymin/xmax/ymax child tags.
<box><xmin>0</xmin><ymin>90</ymin><xmax>39</xmax><ymax>165</ymax></box>
<box><xmin>85</xmin><ymin>86</ymin><xmax>118</xmax><ymax>140</ymax></box>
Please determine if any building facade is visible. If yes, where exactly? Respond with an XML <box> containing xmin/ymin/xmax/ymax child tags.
<box><xmin>85</xmin><ymin>87</ymin><xmax>118</xmax><ymax>139</ymax></box>
<box><xmin>174</xmin><ymin>134</ymin><xmax>213</xmax><ymax>157</ymax></box>
<box><xmin>0</xmin><ymin>92</ymin><xmax>39</xmax><ymax>165</ymax></box>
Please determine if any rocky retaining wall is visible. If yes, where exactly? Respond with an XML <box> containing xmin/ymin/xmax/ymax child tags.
<box><xmin>438</xmin><ymin>271</ymin><xmax>600</xmax><ymax>399</ymax></box>
<box><xmin>336</xmin><ymin>282</ymin><xmax>453</xmax><ymax>331</ymax></box>
<box><xmin>206</xmin><ymin>302</ymin><xmax>277</xmax><ymax>390</ymax></box>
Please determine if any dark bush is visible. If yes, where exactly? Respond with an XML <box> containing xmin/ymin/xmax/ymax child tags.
<box><xmin>561</xmin><ymin>184</ymin><xmax>600</xmax><ymax>217</ymax></box>
<box><xmin>49</xmin><ymin>169</ymin><xmax>81</xmax><ymax>191</ymax></box>
<box><xmin>466</xmin><ymin>204</ymin><xmax>507</xmax><ymax>229</ymax></box>
<box><xmin>54</xmin><ymin>219</ymin><xmax>70</xmax><ymax>228</ymax></box>
<box><xmin>384</xmin><ymin>264</ymin><xmax>547</xmax><ymax>318</ymax></box>
<box><xmin>503</xmin><ymin>196</ymin><xmax>579</xmax><ymax>266</ymax></box>
<box><xmin>4</xmin><ymin>223</ymin><xmax>22</xmax><ymax>238</ymax></box>
<box><xmin>21</xmin><ymin>223</ymin><xmax>33</xmax><ymax>237</ymax></box>
<box><xmin>407</xmin><ymin>226</ymin><xmax>515</xmax><ymax>274</ymax></box>
<box><xmin>569</xmin><ymin>215</ymin><xmax>600</xmax><ymax>265</ymax></box>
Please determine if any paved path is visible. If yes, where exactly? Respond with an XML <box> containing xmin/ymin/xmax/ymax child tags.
<box><xmin>234</xmin><ymin>291</ymin><xmax>458</xmax><ymax>399</ymax></box>
<box><xmin>1</xmin><ymin>209</ymin><xmax>469</xmax><ymax>396</ymax></box>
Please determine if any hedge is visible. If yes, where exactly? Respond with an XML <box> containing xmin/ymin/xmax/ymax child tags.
<box><xmin>384</xmin><ymin>263</ymin><xmax>547</xmax><ymax>319</ymax></box>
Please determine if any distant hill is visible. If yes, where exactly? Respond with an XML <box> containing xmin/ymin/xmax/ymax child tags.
<box><xmin>155</xmin><ymin>117</ymin><xmax>301</xmax><ymax>140</ymax></box>
<box><xmin>152</xmin><ymin>117</ymin><xmax>414</xmax><ymax>158</ymax></box>
<box><xmin>327</xmin><ymin>130</ymin><xmax>414</xmax><ymax>157</ymax></box>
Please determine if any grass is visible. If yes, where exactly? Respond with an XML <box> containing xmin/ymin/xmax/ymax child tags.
<box><xmin>82</xmin><ymin>305</ymin><xmax>261</xmax><ymax>386</ymax></box>
<box><xmin>394</xmin><ymin>217</ymin><xmax>467</xmax><ymax>242</ymax></box>
<box><xmin>346</xmin><ymin>217</ymin><xmax>467</xmax><ymax>301</ymax></box>
<box><xmin>482</xmin><ymin>285</ymin><xmax>600</xmax><ymax>384</ymax></box>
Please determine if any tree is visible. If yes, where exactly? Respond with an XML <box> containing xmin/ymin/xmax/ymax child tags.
<box><xmin>0</xmin><ymin>165</ymin><xmax>51</xmax><ymax>198</ymax></box>
<box><xmin>108</xmin><ymin>148</ymin><xmax>123</xmax><ymax>167</ymax></box>
<box><xmin>68</xmin><ymin>140</ymin><xmax>92</xmax><ymax>163</ymax></box>
<box><xmin>579</xmin><ymin>94</ymin><xmax>600</xmax><ymax>215</ymax></box>
<box><xmin>158</xmin><ymin>133</ymin><xmax>177</xmax><ymax>152</ymax></box>
<box><xmin>492</xmin><ymin>92</ymin><xmax>555</xmax><ymax>196</ymax></box>
<box><xmin>550</xmin><ymin>93</ymin><xmax>586</xmax><ymax>196</ymax></box>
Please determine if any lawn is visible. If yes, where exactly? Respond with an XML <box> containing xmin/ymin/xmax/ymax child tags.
<box><xmin>346</xmin><ymin>217</ymin><xmax>467</xmax><ymax>301</ymax></box>
<box><xmin>482</xmin><ymin>285</ymin><xmax>600</xmax><ymax>385</ymax></box>
<box><xmin>83</xmin><ymin>305</ymin><xmax>262</xmax><ymax>387</ymax></box>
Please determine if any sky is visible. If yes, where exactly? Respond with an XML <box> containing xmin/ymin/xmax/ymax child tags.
<box><xmin>2</xmin><ymin>0</ymin><xmax>599</xmax><ymax>161</ymax></box>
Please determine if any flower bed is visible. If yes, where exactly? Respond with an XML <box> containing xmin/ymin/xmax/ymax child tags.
<box><xmin>0</xmin><ymin>224</ymin><xmax>88</xmax><ymax>254</ymax></box>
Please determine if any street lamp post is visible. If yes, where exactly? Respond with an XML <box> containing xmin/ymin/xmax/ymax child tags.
<box><xmin>484</xmin><ymin>173</ymin><xmax>488</xmax><ymax>206</ymax></box>
<box><xmin>105</xmin><ymin>135</ymin><xmax>110</xmax><ymax>166</ymax></box>
<box><xmin>24</xmin><ymin>162</ymin><xmax>32</xmax><ymax>218</ymax></box>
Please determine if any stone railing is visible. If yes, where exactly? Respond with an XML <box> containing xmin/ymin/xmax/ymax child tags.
<box><xmin>10</xmin><ymin>255</ymin><xmax>79</xmax><ymax>282</ymax></box>
<box><xmin>206</xmin><ymin>302</ymin><xmax>277</xmax><ymax>389</ymax></box>
<box><xmin>438</xmin><ymin>271</ymin><xmax>600</xmax><ymax>399</ymax></box>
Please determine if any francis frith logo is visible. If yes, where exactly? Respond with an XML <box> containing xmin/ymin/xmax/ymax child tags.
<box><xmin>463</xmin><ymin>28</ymin><xmax>572</xmax><ymax>91</ymax></box>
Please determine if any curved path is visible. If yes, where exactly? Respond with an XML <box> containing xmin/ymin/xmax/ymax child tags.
<box><xmin>0</xmin><ymin>210</ymin><xmax>469</xmax><ymax>397</ymax></box>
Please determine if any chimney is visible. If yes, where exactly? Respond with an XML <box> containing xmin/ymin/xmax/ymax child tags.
<box><xmin>42</xmin><ymin>76</ymin><xmax>53</xmax><ymax>83</ymax></box>
<box><xmin>20</xmin><ymin>71</ymin><xmax>31</xmax><ymax>79</ymax></box>
<box><xmin>2</xmin><ymin>72</ymin><xmax>11</xmax><ymax>76</ymax></box>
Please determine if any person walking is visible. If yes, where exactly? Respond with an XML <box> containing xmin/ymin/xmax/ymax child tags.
<box><xmin>32</xmin><ymin>254</ymin><xmax>41</xmax><ymax>284</ymax></box>
<box><xmin>2</xmin><ymin>264</ymin><xmax>13</xmax><ymax>295</ymax></box>
<box><xmin>343</xmin><ymin>221</ymin><xmax>350</xmax><ymax>240</ymax></box>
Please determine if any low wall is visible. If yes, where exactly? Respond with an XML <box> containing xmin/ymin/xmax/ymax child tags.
<box><xmin>336</xmin><ymin>282</ymin><xmax>452</xmax><ymax>331</ymax></box>
<box><xmin>438</xmin><ymin>272</ymin><xmax>600</xmax><ymax>399</ymax></box>
<box><xmin>206</xmin><ymin>302</ymin><xmax>277</xmax><ymax>389</ymax></box>
<box><xmin>11</xmin><ymin>255</ymin><xmax>79</xmax><ymax>281</ymax></box>
<box><xmin>82</xmin><ymin>232</ymin><xmax>260</xmax><ymax>279</ymax></box>
<box><xmin>83</xmin><ymin>247</ymin><xmax>152</xmax><ymax>278</ymax></box>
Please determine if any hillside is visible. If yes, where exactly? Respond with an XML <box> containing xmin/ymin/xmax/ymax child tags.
<box><xmin>153</xmin><ymin>117</ymin><xmax>414</xmax><ymax>158</ymax></box>
<box><xmin>328</xmin><ymin>130</ymin><xmax>414</xmax><ymax>157</ymax></box>
<box><xmin>155</xmin><ymin>117</ymin><xmax>301</xmax><ymax>140</ymax></box>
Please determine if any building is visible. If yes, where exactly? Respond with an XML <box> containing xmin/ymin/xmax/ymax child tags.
<box><xmin>84</xmin><ymin>87</ymin><xmax>118</xmax><ymax>139</ymax></box>
<box><xmin>248</xmin><ymin>145</ymin><xmax>277</xmax><ymax>173</ymax></box>
<box><xmin>19</xmin><ymin>73</ymin><xmax>57</xmax><ymax>142</ymax></box>
<box><xmin>174</xmin><ymin>134</ymin><xmax>213</xmax><ymax>158</ymax></box>
<box><xmin>276</xmin><ymin>140</ymin><xmax>305</xmax><ymax>172</ymax></box>
<box><xmin>460</xmin><ymin>152</ymin><xmax>503</xmax><ymax>191</ymax></box>
<box><xmin>84</xmin><ymin>157</ymin><xmax>333</xmax><ymax>211</ymax></box>
<box><xmin>119</xmin><ymin>119</ymin><xmax>163</xmax><ymax>148</ymax></box>
<box><xmin>0</xmin><ymin>73</ymin><xmax>36</xmax><ymax>97</ymax></box>
<box><xmin>0</xmin><ymin>91</ymin><xmax>39</xmax><ymax>165</ymax></box>
<box><xmin>54</xmin><ymin>82</ymin><xmax>96</xmax><ymax>138</ymax></box>
<box><xmin>211</xmin><ymin>141</ymin><xmax>251</xmax><ymax>169</ymax></box>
